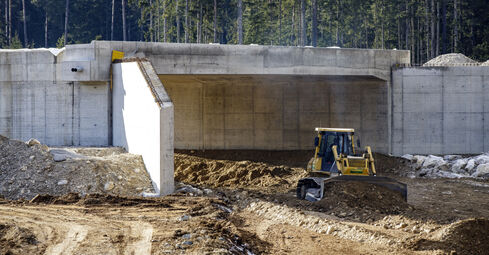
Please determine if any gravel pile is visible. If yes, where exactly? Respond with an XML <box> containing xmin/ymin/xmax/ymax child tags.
<box><xmin>0</xmin><ymin>135</ymin><xmax>154</xmax><ymax>200</ymax></box>
<box><xmin>423</xmin><ymin>53</ymin><xmax>479</xmax><ymax>66</ymax></box>
<box><xmin>401</xmin><ymin>153</ymin><xmax>489</xmax><ymax>178</ymax></box>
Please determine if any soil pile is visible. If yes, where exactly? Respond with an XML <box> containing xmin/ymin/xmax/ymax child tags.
<box><xmin>0</xmin><ymin>135</ymin><xmax>154</xmax><ymax>200</ymax></box>
<box><xmin>408</xmin><ymin>218</ymin><xmax>489</xmax><ymax>255</ymax></box>
<box><xmin>174</xmin><ymin>153</ymin><xmax>307</xmax><ymax>192</ymax></box>
<box><xmin>423</xmin><ymin>53</ymin><xmax>479</xmax><ymax>66</ymax></box>
<box><xmin>440</xmin><ymin>218</ymin><xmax>489</xmax><ymax>255</ymax></box>
<box><xmin>0</xmin><ymin>224</ymin><xmax>45</xmax><ymax>255</ymax></box>
<box><xmin>271</xmin><ymin>181</ymin><xmax>410</xmax><ymax>221</ymax></box>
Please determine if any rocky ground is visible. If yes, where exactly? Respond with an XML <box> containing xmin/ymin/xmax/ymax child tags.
<box><xmin>1</xmin><ymin>147</ymin><xmax>489</xmax><ymax>254</ymax></box>
<box><xmin>0</xmin><ymin>135</ymin><xmax>154</xmax><ymax>200</ymax></box>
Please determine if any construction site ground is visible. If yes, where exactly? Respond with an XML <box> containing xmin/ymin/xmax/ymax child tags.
<box><xmin>1</xmin><ymin>150</ymin><xmax>489</xmax><ymax>255</ymax></box>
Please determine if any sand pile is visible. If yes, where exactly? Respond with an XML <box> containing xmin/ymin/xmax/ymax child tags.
<box><xmin>0</xmin><ymin>135</ymin><xmax>154</xmax><ymax>200</ymax></box>
<box><xmin>423</xmin><ymin>53</ymin><xmax>479</xmax><ymax>66</ymax></box>
<box><xmin>174</xmin><ymin>153</ymin><xmax>307</xmax><ymax>192</ymax></box>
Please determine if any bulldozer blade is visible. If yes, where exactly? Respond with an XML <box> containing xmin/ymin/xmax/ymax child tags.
<box><xmin>324</xmin><ymin>175</ymin><xmax>408</xmax><ymax>201</ymax></box>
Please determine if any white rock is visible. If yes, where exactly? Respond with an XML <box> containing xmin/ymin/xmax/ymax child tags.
<box><xmin>443</xmin><ymin>155</ymin><xmax>462</xmax><ymax>161</ymax></box>
<box><xmin>451</xmin><ymin>159</ymin><xmax>468</xmax><ymax>173</ymax></box>
<box><xmin>104</xmin><ymin>181</ymin><xmax>115</xmax><ymax>191</ymax></box>
<box><xmin>29</xmin><ymin>155</ymin><xmax>35</xmax><ymax>160</ymax></box>
<box><xmin>413</xmin><ymin>155</ymin><xmax>427</xmax><ymax>169</ymax></box>
<box><xmin>422</xmin><ymin>155</ymin><xmax>446</xmax><ymax>168</ymax></box>
<box><xmin>474</xmin><ymin>155</ymin><xmax>489</xmax><ymax>165</ymax></box>
<box><xmin>325</xmin><ymin>226</ymin><xmax>335</xmax><ymax>235</ymax></box>
<box><xmin>26</xmin><ymin>138</ymin><xmax>41</xmax><ymax>146</ymax></box>
<box><xmin>52</xmin><ymin>153</ymin><xmax>67</xmax><ymax>162</ymax></box>
<box><xmin>472</xmin><ymin>164</ymin><xmax>489</xmax><ymax>177</ymax></box>
<box><xmin>57</xmin><ymin>180</ymin><xmax>68</xmax><ymax>185</ymax></box>
<box><xmin>401</xmin><ymin>154</ymin><xmax>414</xmax><ymax>161</ymax></box>
<box><xmin>465</xmin><ymin>159</ymin><xmax>476</xmax><ymax>172</ymax></box>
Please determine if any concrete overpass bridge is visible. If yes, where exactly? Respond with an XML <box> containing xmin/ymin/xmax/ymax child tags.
<box><xmin>55</xmin><ymin>41</ymin><xmax>409</xmax><ymax>153</ymax></box>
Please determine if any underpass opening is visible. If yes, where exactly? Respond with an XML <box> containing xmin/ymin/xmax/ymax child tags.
<box><xmin>159</xmin><ymin>74</ymin><xmax>388</xmax><ymax>153</ymax></box>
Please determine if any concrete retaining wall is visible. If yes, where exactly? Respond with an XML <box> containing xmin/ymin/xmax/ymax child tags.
<box><xmin>392</xmin><ymin>66</ymin><xmax>489</xmax><ymax>155</ymax></box>
<box><xmin>112</xmin><ymin>60</ymin><xmax>174</xmax><ymax>195</ymax></box>
<box><xmin>161</xmin><ymin>75</ymin><xmax>389</xmax><ymax>153</ymax></box>
<box><xmin>0</xmin><ymin>49</ymin><xmax>110</xmax><ymax>146</ymax></box>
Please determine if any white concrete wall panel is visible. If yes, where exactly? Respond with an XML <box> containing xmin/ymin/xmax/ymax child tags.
<box><xmin>112</xmin><ymin>62</ymin><xmax>174</xmax><ymax>196</ymax></box>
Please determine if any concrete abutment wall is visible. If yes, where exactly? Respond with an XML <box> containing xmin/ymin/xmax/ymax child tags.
<box><xmin>392</xmin><ymin>66</ymin><xmax>489</xmax><ymax>155</ymax></box>
<box><xmin>161</xmin><ymin>75</ymin><xmax>389</xmax><ymax>153</ymax></box>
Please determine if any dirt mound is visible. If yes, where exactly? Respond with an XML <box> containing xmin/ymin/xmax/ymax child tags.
<box><xmin>423</xmin><ymin>53</ymin><xmax>479</xmax><ymax>66</ymax></box>
<box><xmin>273</xmin><ymin>181</ymin><xmax>409</xmax><ymax>221</ymax></box>
<box><xmin>0</xmin><ymin>224</ymin><xmax>45</xmax><ymax>255</ymax></box>
<box><xmin>408</xmin><ymin>218</ymin><xmax>489</xmax><ymax>255</ymax></box>
<box><xmin>174</xmin><ymin>153</ymin><xmax>307</xmax><ymax>192</ymax></box>
<box><xmin>0</xmin><ymin>135</ymin><xmax>154</xmax><ymax>200</ymax></box>
<box><xmin>441</xmin><ymin>218</ymin><xmax>489</xmax><ymax>254</ymax></box>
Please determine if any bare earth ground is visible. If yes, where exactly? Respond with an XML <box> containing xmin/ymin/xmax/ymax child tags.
<box><xmin>1</xmin><ymin>150</ymin><xmax>489</xmax><ymax>254</ymax></box>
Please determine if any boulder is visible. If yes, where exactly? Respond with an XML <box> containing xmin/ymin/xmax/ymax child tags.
<box><xmin>444</xmin><ymin>155</ymin><xmax>462</xmax><ymax>161</ymax></box>
<box><xmin>465</xmin><ymin>159</ymin><xmax>476</xmax><ymax>173</ymax></box>
<box><xmin>26</xmin><ymin>138</ymin><xmax>41</xmax><ymax>146</ymax></box>
<box><xmin>401</xmin><ymin>154</ymin><xmax>414</xmax><ymax>161</ymax></box>
<box><xmin>451</xmin><ymin>159</ymin><xmax>468</xmax><ymax>173</ymax></box>
<box><xmin>474</xmin><ymin>155</ymin><xmax>489</xmax><ymax>165</ymax></box>
<box><xmin>413</xmin><ymin>155</ymin><xmax>427</xmax><ymax>169</ymax></box>
<box><xmin>472</xmin><ymin>164</ymin><xmax>489</xmax><ymax>177</ymax></box>
<box><xmin>422</xmin><ymin>155</ymin><xmax>446</xmax><ymax>169</ymax></box>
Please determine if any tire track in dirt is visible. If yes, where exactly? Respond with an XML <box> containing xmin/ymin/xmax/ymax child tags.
<box><xmin>46</xmin><ymin>223</ymin><xmax>88</xmax><ymax>255</ymax></box>
<box><xmin>124</xmin><ymin>222</ymin><xmax>153</xmax><ymax>255</ymax></box>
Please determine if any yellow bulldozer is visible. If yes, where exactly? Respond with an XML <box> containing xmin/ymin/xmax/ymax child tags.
<box><xmin>296</xmin><ymin>128</ymin><xmax>407</xmax><ymax>201</ymax></box>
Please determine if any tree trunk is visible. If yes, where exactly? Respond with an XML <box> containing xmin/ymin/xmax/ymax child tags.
<box><xmin>336</xmin><ymin>0</ymin><xmax>339</xmax><ymax>45</ymax></box>
<box><xmin>431</xmin><ymin>0</ymin><xmax>435</xmax><ymax>58</ymax></box>
<box><xmin>64</xmin><ymin>0</ymin><xmax>69</xmax><ymax>46</ymax></box>
<box><xmin>237</xmin><ymin>0</ymin><xmax>243</xmax><ymax>44</ymax></box>
<box><xmin>150</xmin><ymin>0</ymin><xmax>153</xmax><ymax>42</ymax></box>
<box><xmin>122</xmin><ymin>0</ymin><xmax>126</xmax><ymax>41</ymax></box>
<box><xmin>111</xmin><ymin>0</ymin><xmax>115</xmax><ymax>40</ymax></box>
<box><xmin>381</xmin><ymin>0</ymin><xmax>384</xmax><ymax>49</ymax></box>
<box><xmin>213</xmin><ymin>0</ymin><xmax>217</xmax><ymax>43</ymax></box>
<box><xmin>291</xmin><ymin>4</ymin><xmax>295</xmax><ymax>45</ymax></box>
<box><xmin>300</xmin><ymin>0</ymin><xmax>306</xmax><ymax>46</ymax></box>
<box><xmin>44</xmin><ymin>12</ymin><xmax>48</xmax><ymax>48</ymax></box>
<box><xmin>411</xmin><ymin>15</ymin><xmax>414</xmax><ymax>63</ymax></box>
<box><xmin>436</xmin><ymin>1</ymin><xmax>439</xmax><ymax>56</ymax></box>
<box><xmin>163</xmin><ymin>2</ymin><xmax>167</xmax><ymax>42</ymax></box>
<box><xmin>197</xmin><ymin>2</ymin><xmax>202</xmax><ymax>43</ymax></box>
<box><xmin>278</xmin><ymin>0</ymin><xmax>282</xmax><ymax>45</ymax></box>
<box><xmin>441</xmin><ymin>0</ymin><xmax>447</xmax><ymax>54</ymax></box>
<box><xmin>397</xmin><ymin>12</ymin><xmax>400</xmax><ymax>49</ymax></box>
<box><xmin>8</xmin><ymin>0</ymin><xmax>11</xmax><ymax>45</ymax></box>
<box><xmin>425</xmin><ymin>0</ymin><xmax>429</xmax><ymax>61</ymax></box>
<box><xmin>22</xmin><ymin>0</ymin><xmax>27</xmax><ymax>47</ymax></box>
<box><xmin>184</xmin><ymin>0</ymin><xmax>188</xmax><ymax>43</ymax></box>
<box><xmin>4</xmin><ymin>0</ymin><xmax>6</xmax><ymax>45</ymax></box>
<box><xmin>312</xmin><ymin>0</ymin><xmax>317</xmax><ymax>47</ymax></box>
<box><xmin>405</xmin><ymin>0</ymin><xmax>409</xmax><ymax>50</ymax></box>
<box><xmin>453</xmin><ymin>0</ymin><xmax>457</xmax><ymax>52</ymax></box>
<box><xmin>157</xmin><ymin>0</ymin><xmax>160</xmax><ymax>41</ymax></box>
<box><xmin>176</xmin><ymin>0</ymin><xmax>180</xmax><ymax>43</ymax></box>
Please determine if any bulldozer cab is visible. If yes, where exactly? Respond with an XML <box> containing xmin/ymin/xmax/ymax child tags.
<box><xmin>311</xmin><ymin>128</ymin><xmax>356</xmax><ymax>174</ymax></box>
